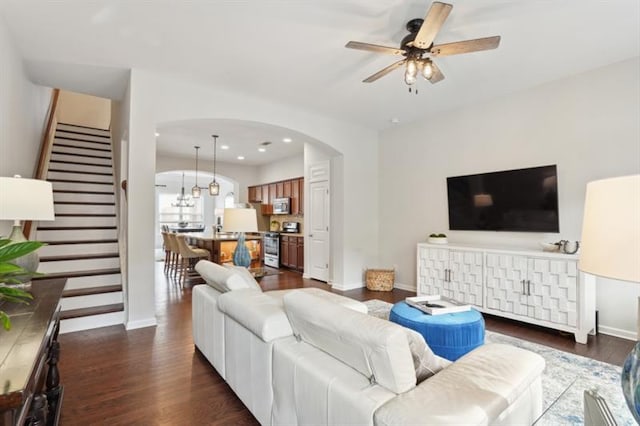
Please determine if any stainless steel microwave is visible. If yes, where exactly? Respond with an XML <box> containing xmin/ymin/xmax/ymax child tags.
<box><xmin>273</xmin><ymin>198</ymin><xmax>290</xmax><ymax>214</ymax></box>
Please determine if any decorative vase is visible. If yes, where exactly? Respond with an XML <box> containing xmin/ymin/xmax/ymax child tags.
<box><xmin>621</xmin><ymin>341</ymin><xmax>640</xmax><ymax>422</ymax></box>
<box><xmin>232</xmin><ymin>233</ymin><xmax>251</xmax><ymax>268</ymax></box>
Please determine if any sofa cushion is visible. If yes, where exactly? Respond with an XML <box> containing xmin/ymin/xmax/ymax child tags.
<box><xmin>195</xmin><ymin>260</ymin><xmax>260</xmax><ymax>293</ymax></box>
<box><xmin>283</xmin><ymin>291</ymin><xmax>416</xmax><ymax>394</ymax></box>
<box><xmin>223</xmin><ymin>265</ymin><xmax>262</xmax><ymax>290</ymax></box>
<box><xmin>218</xmin><ymin>289</ymin><xmax>293</xmax><ymax>342</ymax></box>
<box><xmin>405</xmin><ymin>328</ymin><xmax>451</xmax><ymax>383</ymax></box>
<box><xmin>266</xmin><ymin>287</ymin><xmax>368</xmax><ymax>313</ymax></box>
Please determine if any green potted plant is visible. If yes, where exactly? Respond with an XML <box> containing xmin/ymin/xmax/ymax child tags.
<box><xmin>428</xmin><ymin>233</ymin><xmax>448</xmax><ymax>244</ymax></box>
<box><xmin>0</xmin><ymin>239</ymin><xmax>44</xmax><ymax>330</ymax></box>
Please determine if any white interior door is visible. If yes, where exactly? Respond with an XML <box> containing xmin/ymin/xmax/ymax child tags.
<box><xmin>308</xmin><ymin>180</ymin><xmax>329</xmax><ymax>281</ymax></box>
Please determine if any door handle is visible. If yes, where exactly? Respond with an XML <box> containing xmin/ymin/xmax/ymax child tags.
<box><xmin>521</xmin><ymin>280</ymin><xmax>525</xmax><ymax>294</ymax></box>
<box><xmin>309</xmin><ymin>234</ymin><xmax>313</xmax><ymax>237</ymax></box>
<box><xmin>527</xmin><ymin>280</ymin><xmax>532</xmax><ymax>296</ymax></box>
<box><xmin>444</xmin><ymin>269</ymin><xmax>449</xmax><ymax>282</ymax></box>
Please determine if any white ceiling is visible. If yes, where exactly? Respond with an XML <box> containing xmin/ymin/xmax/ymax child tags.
<box><xmin>156</xmin><ymin>119</ymin><xmax>307</xmax><ymax>165</ymax></box>
<box><xmin>1</xmin><ymin>0</ymin><xmax>639</xmax><ymax>132</ymax></box>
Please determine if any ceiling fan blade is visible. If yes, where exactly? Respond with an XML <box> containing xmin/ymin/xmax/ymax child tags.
<box><xmin>413</xmin><ymin>2</ymin><xmax>453</xmax><ymax>49</ymax></box>
<box><xmin>363</xmin><ymin>60</ymin><xmax>406</xmax><ymax>83</ymax></box>
<box><xmin>345</xmin><ymin>41</ymin><xmax>405</xmax><ymax>56</ymax></box>
<box><xmin>428</xmin><ymin>61</ymin><xmax>445</xmax><ymax>84</ymax></box>
<box><xmin>430</xmin><ymin>36</ymin><xmax>501</xmax><ymax>57</ymax></box>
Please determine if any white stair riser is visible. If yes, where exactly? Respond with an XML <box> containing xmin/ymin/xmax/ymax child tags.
<box><xmin>51</xmin><ymin>145</ymin><xmax>112</xmax><ymax>158</ymax></box>
<box><xmin>60</xmin><ymin>311</ymin><xmax>124</xmax><ymax>334</ymax></box>
<box><xmin>54</xmin><ymin>204</ymin><xmax>116</xmax><ymax>215</ymax></box>
<box><xmin>45</xmin><ymin>216</ymin><xmax>116</xmax><ymax>227</ymax></box>
<box><xmin>51</xmin><ymin>181</ymin><xmax>113</xmax><ymax>193</ymax></box>
<box><xmin>53</xmin><ymin>138</ymin><xmax>111</xmax><ymax>150</ymax></box>
<box><xmin>39</xmin><ymin>242</ymin><xmax>119</xmax><ymax>257</ymax></box>
<box><xmin>50</xmin><ymin>153</ymin><xmax>112</xmax><ymax>166</ymax></box>
<box><xmin>54</xmin><ymin>192</ymin><xmax>115</xmax><ymax>203</ymax></box>
<box><xmin>48</xmin><ymin>161</ymin><xmax>113</xmax><ymax>174</ymax></box>
<box><xmin>56</xmin><ymin>124</ymin><xmax>110</xmax><ymax>136</ymax></box>
<box><xmin>48</xmin><ymin>171</ymin><xmax>113</xmax><ymax>183</ymax></box>
<box><xmin>64</xmin><ymin>273</ymin><xmax>121</xmax><ymax>290</ymax></box>
<box><xmin>61</xmin><ymin>292</ymin><xmax>123</xmax><ymax>311</ymax></box>
<box><xmin>37</xmin><ymin>228</ymin><xmax>117</xmax><ymax>241</ymax></box>
<box><xmin>38</xmin><ymin>257</ymin><xmax>120</xmax><ymax>274</ymax></box>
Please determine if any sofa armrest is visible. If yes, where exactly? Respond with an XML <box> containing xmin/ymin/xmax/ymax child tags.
<box><xmin>218</xmin><ymin>289</ymin><xmax>293</xmax><ymax>342</ymax></box>
<box><xmin>373</xmin><ymin>344</ymin><xmax>545</xmax><ymax>426</ymax></box>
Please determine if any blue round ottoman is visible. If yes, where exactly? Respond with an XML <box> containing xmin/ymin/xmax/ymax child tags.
<box><xmin>389</xmin><ymin>301</ymin><xmax>485</xmax><ymax>361</ymax></box>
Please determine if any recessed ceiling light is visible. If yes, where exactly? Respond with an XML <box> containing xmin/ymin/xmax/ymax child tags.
<box><xmin>237</xmin><ymin>156</ymin><xmax>245</xmax><ymax>160</ymax></box>
<box><xmin>221</xmin><ymin>145</ymin><xmax>229</xmax><ymax>150</ymax></box>
<box><xmin>155</xmin><ymin>132</ymin><xmax>160</xmax><ymax>137</ymax></box>
<box><xmin>258</xmin><ymin>148</ymin><xmax>266</xmax><ymax>152</ymax></box>
<box><xmin>282</xmin><ymin>137</ymin><xmax>292</xmax><ymax>143</ymax></box>
<box><xmin>390</xmin><ymin>118</ymin><xmax>400</xmax><ymax>124</ymax></box>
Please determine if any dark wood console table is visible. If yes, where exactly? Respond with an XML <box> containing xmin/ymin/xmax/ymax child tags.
<box><xmin>0</xmin><ymin>278</ymin><xmax>65</xmax><ymax>426</ymax></box>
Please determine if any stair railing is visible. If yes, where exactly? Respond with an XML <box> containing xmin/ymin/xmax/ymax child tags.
<box><xmin>23</xmin><ymin>88</ymin><xmax>60</xmax><ymax>239</ymax></box>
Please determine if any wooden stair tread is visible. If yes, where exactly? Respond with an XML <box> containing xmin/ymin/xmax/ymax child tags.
<box><xmin>48</xmin><ymin>168</ymin><xmax>113</xmax><ymax>176</ymax></box>
<box><xmin>49</xmin><ymin>160</ymin><xmax>113</xmax><ymax>168</ymax></box>
<box><xmin>42</xmin><ymin>239</ymin><xmax>118</xmax><ymax>245</ymax></box>
<box><xmin>63</xmin><ymin>285</ymin><xmax>122</xmax><ymax>298</ymax></box>
<box><xmin>57</xmin><ymin>122</ymin><xmax>111</xmax><ymax>132</ymax></box>
<box><xmin>54</xmin><ymin>201</ymin><xmax>115</xmax><ymax>206</ymax></box>
<box><xmin>33</xmin><ymin>268</ymin><xmax>121</xmax><ymax>280</ymax></box>
<box><xmin>53</xmin><ymin>189</ymin><xmax>114</xmax><ymax>194</ymax></box>
<box><xmin>54</xmin><ymin>213</ymin><xmax>116</xmax><ymax>217</ymax></box>
<box><xmin>51</xmin><ymin>150</ymin><xmax>112</xmax><ymax>160</ymax></box>
<box><xmin>48</xmin><ymin>178</ymin><xmax>113</xmax><ymax>185</ymax></box>
<box><xmin>40</xmin><ymin>253</ymin><xmax>120</xmax><ymax>262</ymax></box>
<box><xmin>38</xmin><ymin>226</ymin><xmax>116</xmax><ymax>230</ymax></box>
<box><xmin>60</xmin><ymin>303</ymin><xmax>124</xmax><ymax>320</ymax></box>
<box><xmin>52</xmin><ymin>142</ymin><xmax>111</xmax><ymax>153</ymax></box>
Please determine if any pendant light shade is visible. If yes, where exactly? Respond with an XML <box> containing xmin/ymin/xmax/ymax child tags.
<box><xmin>192</xmin><ymin>145</ymin><xmax>201</xmax><ymax>198</ymax></box>
<box><xmin>210</xmin><ymin>134</ymin><xmax>220</xmax><ymax>196</ymax></box>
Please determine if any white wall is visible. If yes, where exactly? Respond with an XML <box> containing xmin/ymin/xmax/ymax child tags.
<box><xmin>123</xmin><ymin>69</ymin><xmax>378</xmax><ymax>304</ymax></box>
<box><xmin>257</xmin><ymin>154</ymin><xmax>304</xmax><ymax>184</ymax></box>
<box><xmin>379</xmin><ymin>57</ymin><xmax>640</xmax><ymax>338</ymax></box>
<box><xmin>0</xmin><ymin>17</ymin><xmax>52</xmax><ymax>236</ymax></box>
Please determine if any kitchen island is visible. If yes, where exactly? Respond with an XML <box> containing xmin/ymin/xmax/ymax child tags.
<box><xmin>184</xmin><ymin>232</ymin><xmax>262</xmax><ymax>268</ymax></box>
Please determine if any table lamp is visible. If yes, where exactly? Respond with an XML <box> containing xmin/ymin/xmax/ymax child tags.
<box><xmin>578</xmin><ymin>174</ymin><xmax>640</xmax><ymax>421</ymax></box>
<box><xmin>223</xmin><ymin>207</ymin><xmax>258</xmax><ymax>267</ymax></box>
<box><xmin>0</xmin><ymin>175</ymin><xmax>55</xmax><ymax>273</ymax></box>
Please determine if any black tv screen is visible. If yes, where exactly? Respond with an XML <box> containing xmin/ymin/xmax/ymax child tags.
<box><xmin>447</xmin><ymin>165</ymin><xmax>559</xmax><ymax>232</ymax></box>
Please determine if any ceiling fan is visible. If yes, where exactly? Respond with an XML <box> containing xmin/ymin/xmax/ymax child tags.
<box><xmin>345</xmin><ymin>2</ymin><xmax>501</xmax><ymax>89</ymax></box>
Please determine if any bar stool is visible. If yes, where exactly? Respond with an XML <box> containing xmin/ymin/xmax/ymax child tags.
<box><xmin>175</xmin><ymin>234</ymin><xmax>210</xmax><ymax>286</ymax></box>
<box><xmin>160</xmin><ymin>232</ymin><xmax>172</xmax><ymax>273</ymax></box>
<box><xmin>165</xmin><ymin>233</ymin><xmax>181</xmax><ymax>278</ymax></box>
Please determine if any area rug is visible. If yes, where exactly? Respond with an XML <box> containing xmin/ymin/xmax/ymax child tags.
<box><xmin>363</xmin><ymin>299</ymin><xmax>634</xmax><ymax>425</ymax></box>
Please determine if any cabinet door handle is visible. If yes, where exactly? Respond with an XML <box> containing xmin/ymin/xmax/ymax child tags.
<box><xmin>527</xmin><ymin>280</ymin><xmax>532</xmax><ymax>296</ymax></box>
<box><xmin>521</xmin><ymin>279</ymin><xmax>525</xmax><ymax>294</ymax></box>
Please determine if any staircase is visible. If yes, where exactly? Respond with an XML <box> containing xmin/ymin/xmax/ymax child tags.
<box><xmin>35</xmin><ymin>122</ymin><xmax>124</xmax><ymax>333</ymax></box>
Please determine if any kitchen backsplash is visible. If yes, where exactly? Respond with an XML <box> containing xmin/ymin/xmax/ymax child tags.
<box><xmin>269</xmin><ymin>215</ymin><xmax>304</xmax><ymax>234</ymax></box>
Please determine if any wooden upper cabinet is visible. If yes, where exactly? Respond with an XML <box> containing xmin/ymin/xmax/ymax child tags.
<box><xmin>248</xmin><ymin>186</ymin><xmax>259</xmax><ymax>203</ymax></box>
<box><xmin>261</xmin><ymin>184</ymin><xmax>270</xmax><ymax>205</ymax></box>
<box><xmin>283</xmin><ymin>180</ymin><xmax>292</xmax><ymax>198</ymax></box>
<box><xmin>290</xmin><ymin>179</ymin><xmax>299</xmax><ymax>215</ymax></box>
<box><xmin>276</xmin><ymin>182</ymin><xmax>284</xmax><ymax>199</ymax></box>
<box><xmin>269</xmin><ymin>183</ymin><xmax>276</xmax><ymax>203</ymax></box>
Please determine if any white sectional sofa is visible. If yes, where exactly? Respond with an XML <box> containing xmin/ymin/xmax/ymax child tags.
<box><xmin>192</xmin><ymin>260</ymin><xmax>546</xmax><ymax>425</ymax></box>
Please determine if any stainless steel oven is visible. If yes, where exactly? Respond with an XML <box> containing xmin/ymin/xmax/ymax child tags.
<box><xmin>263</xmin><ymin>232</ymin><xmax>280</xmax><ymax>268</ymax></box>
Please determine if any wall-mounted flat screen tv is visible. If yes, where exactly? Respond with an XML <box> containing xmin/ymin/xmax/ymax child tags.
<box><xmin>447</xmin><ymin>165</ymin><xmax>559</xmax><ymax>232</ymax></box>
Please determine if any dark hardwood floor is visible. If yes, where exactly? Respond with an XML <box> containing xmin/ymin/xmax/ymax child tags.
<box><xmin>57</xmin><ymin>262</ymin><xmax>634</xmax><ymax>424</ymax></box>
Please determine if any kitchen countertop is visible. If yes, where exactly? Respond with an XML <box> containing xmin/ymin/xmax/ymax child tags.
<box><xmin>183</xmin><ymin>232</ymin><xmax>262</xmax><ymax>241</ymax></box>
<box><xmin>279</xmin><ymin>233</ymin><xmax>304</xmax><ymax>237</ymax></box>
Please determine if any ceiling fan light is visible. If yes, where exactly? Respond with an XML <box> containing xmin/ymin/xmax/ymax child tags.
<box><xmin>422</xmin><ymin>60</ymin><xmax>434</xmax><ymax>80</ymax></box>
<box><xmin>404</xmin><ymin>71</ymin><xmax>417</xmax><ymax>85</ymax></box>
<box><xmin>406</xmin><ymin>59</ymin><xmax>418</xmax><ymax>77</ymax></box>
<box><xmin>191</xmin><ymin>185</ymin><xmax>201</xmax><ymax>198</ymax></box>
<box><xmin>209</xmin><ymin>181</ymin><xmax>220</xmax><ymax>196</ymax></box>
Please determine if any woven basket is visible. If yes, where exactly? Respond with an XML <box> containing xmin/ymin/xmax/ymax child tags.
<box><xmin>365</xmin><ymin>269</ymin><xmax>395</xmax><ymax>291</ymax></box>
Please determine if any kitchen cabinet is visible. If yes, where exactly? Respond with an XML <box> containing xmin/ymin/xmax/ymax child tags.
<box><xmin>283</xmin><ymin>180</ymin><xmax>292</xmax><ymax>198</ymax></box>
<box><xmin>280</xmin><ymin>235</ymin><xmax>304</xmax><ymax>271</ymax></box>
<box><xmin>248</xmin><ymin>177</ymin><xmax>304</xmax><ymax>215</ymax></box>
<box><xmin>248</xmin><ymin>186</ymin><xmax>260</xmax><ymax>203</ymax></box>
<box><xmin>276</xmin><ymin>182</ymin><xmax>284</xmax><ymax>198</ymax></box>
<box><xmin>416</xmin><ymin>243</ymin><xmax>595</xmax><ymax>344</ymax></box>
<box><xmin>298</xmin><ymin>178</ymin><xmax>304</xmax><ymax>215</ymax></box>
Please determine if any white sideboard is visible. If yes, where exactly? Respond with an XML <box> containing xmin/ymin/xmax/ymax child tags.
<box><xmin>416</xmin><ymin>243</ymin><xmax>596</xmax><ymax>344</ymax></box>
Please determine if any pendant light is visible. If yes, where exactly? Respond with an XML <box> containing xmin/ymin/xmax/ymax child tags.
<box><xmin>192</xmin><ymin>145</ymin><xmax>201</xmax><ymax>198</ymax></box>
<box><xmin>209</xmin><ymin>134</ymin><xmax>220</xmax><ymax>196</ymax></box>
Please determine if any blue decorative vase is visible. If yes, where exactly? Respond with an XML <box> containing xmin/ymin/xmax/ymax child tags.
<box><xmin>622</xmin><ymin>341</ymin><xmax>640</xmax><ymax>422</ymax></box>
<box><xmin>233</xmin><ymin>233</ymin><xmax>251</xmax><ymax>268</ymax></box>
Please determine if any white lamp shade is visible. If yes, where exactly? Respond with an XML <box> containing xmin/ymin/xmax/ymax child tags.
<box><xmin>579</xmin><ymin>175</ymin><xmax>640</xmax><ymax>283</ymax></box>
<box><xmin>222</xmin><ymin>208</ymin><xmax>257</xmax><ymax>233</ymax></box>
<box><xmin>0</xmin><ymin>177</ymin><xmax>55</xmax><ymax>221</ymax></box>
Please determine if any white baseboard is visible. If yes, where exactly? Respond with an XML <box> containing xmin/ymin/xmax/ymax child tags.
<box><xmin>302</xmin><ymin>273</ymin><xmax>310</xmax><ymax>279</ymax></box>
<box><xmin>393</xmin><ymin>282</ymin><xmax>416</xmax><ymax>293</ymax></box>
<box><xmin>331</xmin><ymin>281</ymin><xmax>364</xmax><ymax>291</ymax></box>
<box><xmin>598</xmin><ymin>325</ymin><xmax>637</xmax><ymax>341</ymax></box>
<box><xmin>126</xmin><ymin>317</ymin><xmax>158</xmax><ymax>330</ymax></box>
